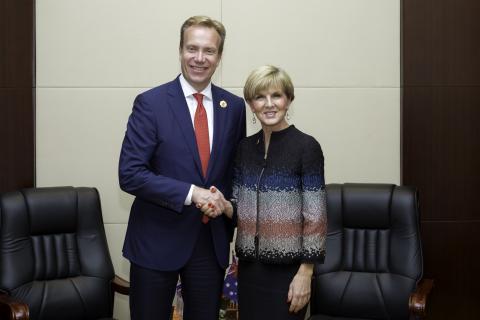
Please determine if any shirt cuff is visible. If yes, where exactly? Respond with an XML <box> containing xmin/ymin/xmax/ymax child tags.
<box><xmin>184</xmin><ymin>184</ymin><xmax>194</xmax><ymax>205</ymax></box>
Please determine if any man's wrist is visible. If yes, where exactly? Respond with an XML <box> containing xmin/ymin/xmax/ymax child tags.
<box><xmin>184</xmin><ymin>185</ymin><xmax>195</xmax><ymax>205</ymax></box>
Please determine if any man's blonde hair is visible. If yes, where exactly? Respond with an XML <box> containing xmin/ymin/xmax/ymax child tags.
<box><xmin>180</xmin><ymin>16</ymin><xmax>226</xmax><ymax>55</ymax></box>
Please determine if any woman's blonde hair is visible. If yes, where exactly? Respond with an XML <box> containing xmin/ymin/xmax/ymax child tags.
<box><xmin>243</xmin><ymin>65</ymin><xmax>295</xmax><ymax>102</ymax></box>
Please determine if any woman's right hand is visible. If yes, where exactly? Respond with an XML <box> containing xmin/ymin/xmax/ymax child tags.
<box><xmin>287</xmin><ymin>263</ymin><xmax>314</xmax><ymax>313</ymax></box>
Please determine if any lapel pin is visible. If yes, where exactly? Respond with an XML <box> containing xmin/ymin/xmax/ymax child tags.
<box><xmin>219</xmin><ymin>100</ymin><xmax>227</xmax><ymax>108</ymax></box>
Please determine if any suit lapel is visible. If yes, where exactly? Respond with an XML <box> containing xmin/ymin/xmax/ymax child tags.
<box><xmin>207</xmin><ymin>85</ymin><xmax>228</xmax><ymax>180</ymax></box>
<box><xmin>167</xmin><ymin>77</ymin><xmax>204</xmax><ymax>179</ymax></box>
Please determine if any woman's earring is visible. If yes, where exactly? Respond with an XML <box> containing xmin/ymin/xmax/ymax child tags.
<box><xmin>286</xmin><ymin>112</ymin><xmax>290</xmax><ymax>121</ymax></box>
<box><xmin>252</xmin><ymin>114</ymin><xmax>256</xmax><ymax>124</ymax></box>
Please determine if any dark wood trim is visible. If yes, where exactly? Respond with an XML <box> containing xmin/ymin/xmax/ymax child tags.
<box><xmin>0</xmin><ymin>0</ymin><xmax>35</xmax><ymax>194</ymax></box>
<box><xmin>0</xmin><ymin>88</ymin><xmax>35</xmax><ymax>192</ymax></box>
<box><xmin>0</xmin><ymin>0</ymin><xmax>35</xmax><ymax>88</ymax></box>
<box><xmin>402</xmin><ymin>0</ymin><xmax>480</xmax><ymax>318</ymax></box>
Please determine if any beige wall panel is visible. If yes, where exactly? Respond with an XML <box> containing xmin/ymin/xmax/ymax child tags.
<box><xmin>36</xmin><ymin>88</ymin><xmax>139</xmax><ymax>223</ymax></box>
<box><xmin>222</xmin><ymin>0</ymin><xmax>399</xmax><ymax>87</ymax></box>
<box><xmin>293</xmin><ymin>88</ymin><xmax>400</xmax><ymax>184</ymax></box>
<box><xmin>105</xmin><ymin>223</ymin><xmax>130</xmax><ymax>320</ymax></box>
<box><xmin>227</xmin><ymin>87</ymin><xmax>400</xmax><ymax>184</ymax></box>
<box><xmin>113</xmin><ymin>294</ymin><xmax>130</xmax><ymax>320</ymax></box>
<box><xmin>36</xmin><ymin>0</ymin><xmax>221</xmax><ymax>87</ymax></box>
<box><xmin>226</xmin><ymin>88</ymin><xmax>261</xmax><ymax>136</ymax></box>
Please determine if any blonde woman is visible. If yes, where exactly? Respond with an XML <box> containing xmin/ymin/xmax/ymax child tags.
<box><xmin>204</xmin><ymin>65</ymin><xmax>327</xmax><ymax>319</ymax></box>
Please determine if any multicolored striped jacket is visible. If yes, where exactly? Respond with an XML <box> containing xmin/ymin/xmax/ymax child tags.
<box><xmin>232</xmin><ymin>125</ymin><xmax>327</xmax><ymax>264</ymax></box>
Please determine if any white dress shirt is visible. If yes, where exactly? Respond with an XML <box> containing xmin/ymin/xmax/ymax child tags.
<box><xmin>179</xmin><ymin>74</ymin><xmax>214</xmax><ymax>149</ymax></box>
<box><xmin>179</xmin><ymin>74</ymin><xmax>214</xmax><ymax>205</ymax></box>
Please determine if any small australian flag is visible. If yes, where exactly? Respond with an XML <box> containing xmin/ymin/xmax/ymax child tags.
<box><xmin>222</xmin><ymin>253</ymin><xmax>238</xmax><ymax>303</ymax></box>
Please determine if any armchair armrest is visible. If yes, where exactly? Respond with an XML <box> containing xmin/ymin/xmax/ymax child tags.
<box><xmin>0</xmin><ymin>293</ymin><xmax>29</xmax><ymax>320</ymax></box>
<box><xmin>409</xmin><ymin>278</ymin><xmax>434</xmax><ymax>318</ymax></box>
<box><xmin>112</xmin><ymin>275</ymin><xmax>130</xmax><ymax>296</ymax></box>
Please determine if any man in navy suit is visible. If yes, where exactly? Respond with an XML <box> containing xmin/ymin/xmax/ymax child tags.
<box><xmin>119</xmin><ymin>15</ymin><xmax>246</xmax><ymax>320</ymax></box>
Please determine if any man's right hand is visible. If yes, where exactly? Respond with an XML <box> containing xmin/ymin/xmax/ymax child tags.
<box><xmin>192</xmin><ymin>186</ymin><xmax>226</xmax><ymax>219</ymax></box>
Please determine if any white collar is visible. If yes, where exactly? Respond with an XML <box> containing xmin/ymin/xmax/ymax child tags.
<box><xmin>179</xmin><ymin>74</ymin><xmax>213</xmax><ymax>100</ymax></box>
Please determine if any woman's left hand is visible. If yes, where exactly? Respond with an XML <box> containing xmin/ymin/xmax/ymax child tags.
<box><xmin>287</xmin><ymin>263</ymin><xmax>313</xmax><ymax>313</ymax></box>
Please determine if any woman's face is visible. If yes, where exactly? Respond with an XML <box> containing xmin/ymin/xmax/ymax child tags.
<box><xmin>249</xmin><ymin>86</ymin><xmax>291</xmax><ymax>132</ymax></box>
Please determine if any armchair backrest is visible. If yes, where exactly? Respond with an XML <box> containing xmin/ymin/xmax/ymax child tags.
<box><xmin>311</xmin><ymin>183</ymin><xmax>423</xmax><ymax>320</ymax></box>
<box><xmin>0</xmin><ymin>187</ymin><xmax>115</xmax><ymax>320</ymax></box>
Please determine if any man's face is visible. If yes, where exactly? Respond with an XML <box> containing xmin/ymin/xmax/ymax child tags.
<box><xmin>180</xmin><ymin>26</ymin><xmax>222</xmax><ymax>92</ymax></box>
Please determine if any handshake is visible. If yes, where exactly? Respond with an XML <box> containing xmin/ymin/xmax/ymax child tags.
<box><xmin>192</xmin><ymin>186</ymin><xmax>233</xmax><ymax>221</ymax></box>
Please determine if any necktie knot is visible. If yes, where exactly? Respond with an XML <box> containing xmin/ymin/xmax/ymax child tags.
<box><xmin>193</xmin><ymin>93</ymin><xmax>204</xmax><ymax>104</ymax></box>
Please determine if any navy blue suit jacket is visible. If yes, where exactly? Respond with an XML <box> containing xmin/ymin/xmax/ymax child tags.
<box><xmin>119</xmin><ymin>76</ymin><xmax>246</xmax><ymax>271</ymax></box>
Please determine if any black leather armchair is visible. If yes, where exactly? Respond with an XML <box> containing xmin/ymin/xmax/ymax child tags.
<box><xmin>0</xmin><ymin>187</ymin><xmax>130</xmax><ymax>320</ymax></box>
<box><xmin>309</xmin><ymin>183</ymin><xmax>433</xmax><ymax>320</ymax></box>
